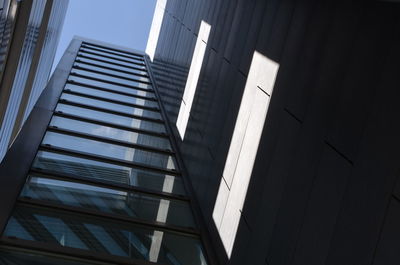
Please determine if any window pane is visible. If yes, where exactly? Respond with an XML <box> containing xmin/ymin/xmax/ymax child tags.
<box><xmin>76</xmin><ymin>56</ymin><xmax>148</xmax><ymax>76</ymax></box>
<box><xmin>78</xmin><ymin>52</ymin><xmax>146</xmax><ymax>70</ymax></box>
<box><xmin>60</xmin><ymin>93</ymin><xmax>162</xmax><ymax>120</ymax></box>
<box><xmin>80</xmin><ymin>47</ymin><xmax>144</xmax><ymax>64</ymax></box>
<box><xmin>74</xmin><ymin>62</ymin><xmax>151</xmax><ymax>83</ymax></box>
<box><xmin>64</xmin><ymin>83</ymin><xmax>159</xmax><ymax>109</ymax></box>
<box><xmin>42</xmin><ymin>132</ymin><xmax>177</xmax><ymax>170</ymax></box>
<box><xmin>50</xmin><ymin>116</ymin><xmax>171</xmax><ymax>150</ymax></box>
<box><xmin>22</xmin><ymin>176</ymin><xmax>195</xmax><ymax>228</ymax></box>
<box><xmin>82</xmin><ymin>43</ymin><xmax>144</xmax><ymax>60</ymax></box>
<box><xmin>4</xmin><ymin>205</ymin><xmax>207</xmax><ymax>265</ymax></box>
<box><xmin>0</xmin><ymin>248</ymin><xmax>98</xmax><ymax>265</ymax></box>
<box><xmin>56</xmin><ymin>104</ymin><xmax>166</xmax><ymax>133</ymax></box>
<box><xmin>32</xmin><ymin>151</ymin><xmax>185</xmax><ymax>195</ymax></box>
<box><xmin>68</xmin><ymin>76</ymin><xmax>156</xmax><ymax>99</ymax></box>
<box><xmin>71</xmin><ymin>68</ymin><xmax>152</xmax><ymax>90</ymax></box>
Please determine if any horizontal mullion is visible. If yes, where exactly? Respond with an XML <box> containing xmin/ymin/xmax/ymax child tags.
<box><xmin>58</xmin><ymin>99</ymin><xmax>165</xmax><ymax>124</ymax></box>
<box><xmin>75</xmin><ymin>58</ymin><xmax>149</xmax><ymax>78</ymax></box>
<box><xmin>82</xmin><ymin>42</ymin><xmax>145</xmax><ymax>59</ymax></box>
<box><xmin>62</xmin><ymin>89</ymin><xmax>160</xmax><ymax>112</ymax></box>
<box><xmin>73</xmin><ymin>65</ymin><xmax>152</xmax><ymax>85</ymax></box>
<box><xmin>79</xmin><ymin>49</ymin><xmax>146</xmax><ymax>67</ymax></box>
<box><xmin>17</xmin><ymin>198</ymin><xmax>198</xmax><ymax>236</ymax></box>
<box><xmin>66</xmin><ymin>80</ymin><xmax>157</xmax><ymax>101</ymax></box>
<box><xmin>39</xmin><ymin>145</ymin><xmax>180</xmax><ymax>176</ymax></box>
<box><xmin>53</xmin><ymin>112</ymin><xmax>169</xmax><ymax>138</ymax></box>
<box><xmin>29</xmin><ymin>168</ymin><xmax>186</xmax><ymax>202</ymax></box>
<box><xmin>81</xmin><ymin>44</ymin><xmax>144</xmax><ymax>62</ymax></box>
<box><xmin>69</xmin><ymin>72</ymin><xmax>154</xmax><ymax>94</ymax></box>
<box><xmin>46</xmin><ymin>126</ymin><xmax>174</xmax><ymax>155</ymax></box>
<box><xmin>77</xmin><ymin>54</ymin><xmax>146</xmax><ymax>73</ymax></box>
<box><xmin>0</xmin><ymin>238</ymin><xmax>160</xmax><ymax>265</ymax></box>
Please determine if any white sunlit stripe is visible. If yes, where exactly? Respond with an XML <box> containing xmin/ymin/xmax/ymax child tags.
<box><xmin>176</xmin><ymin>21</ymin><xmax>211</xmax><ymax>139</ymax></box>
<box><xmin>146</xmin><ymin>0</ymin><xmax>168</xmax><ymax>61</ymax></box>
<box><xmin>212</xmin><ymin>51</ymin><xmax>279</xmax><ymax>257</ymax></box>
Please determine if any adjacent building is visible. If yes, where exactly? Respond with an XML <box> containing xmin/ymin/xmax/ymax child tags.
<box><xmin>146</xmin><ymin>0</ymin><xmax>400</xmax><ymax>265</ymax></box>
<box><xmin>0</xmin><ymin>37</ymin><xmax>211</xmax><ymax>265</ymax></box>
<box><xmin>0</xmin><ymin>0</ymin><xmax>68</xmax><ymax>161</ymax></box>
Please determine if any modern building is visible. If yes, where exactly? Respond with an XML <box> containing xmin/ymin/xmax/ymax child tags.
<box><xmin>0</xmin><ymin>0</ymin><xmax>69</xmax><ymax>161</ymax></box>
<box><xmin>145</xmin><ymin>0</ymin><xmax>400</xmax><ymax>265</ymax></box>
<box><xmin>1</xmin><ymin>1</ymin><xmax>400</xmax><ymax>265</ymax></box>
<box><xmin>0</xmin><ymin>37</ymin><xmax>212</xmax><ymax>265</ymax></box>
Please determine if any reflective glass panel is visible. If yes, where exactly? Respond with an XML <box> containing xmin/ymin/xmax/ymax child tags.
<box><xmin>56</xmin><ymin>104</ymin><xmax>166</xmax><ymax>133</ymax></box>
<box><xmin>77</xmin><ymin>52</ymin><xmax>146</xmax><ymax>70</ymax></box>
<box><xmin>82</xmin><ymin>43</ymin><xmax>144</xmax><ymax>60</ymax></box>
<box><xmin>0</xmin><ymin>248</ymin><xmax>100</xmax><ymax>265</ymax></box>
<box><xmin>74</xmin><ymin>60</ymin><xmax>150</xmax><ymax>79</ymax></box>
<box><xmin>50</xmin><ymin>116</ymin><xmax>171</xmax><ymax>150</ymax></box>
<box><xmin>60</xmin><ymin>93</ymin><xmax>162</xmax><ymax>120</ymax></box>
<box><xmin>4</xmin><ymin>206</ymin><xmax>207</xmax><ymax>265</ymax></box>
<box><xmin>32</xmin><ymin>151</ymin><xmax>185</xmax><ymax>195</ymax></box>
<box><xmin>80</xmin><ymin>47</ymin><xmax>144</xmax><ymax>65</ymax></box>
<box><xmin>71</xmin><ymin>69</ymin><xmax>152</xmax><ymax>90</ymax></box>
<box><xmin>79</xmin><ymin>47</ymin><xmax>144</xmax><ymax>65</ymax></box>
<box><xmin>74</xmin><ymin>62</ymin><xmax>151</xmax><ymax>83</ymax></box>
<box><xmin>68</xmin><ymin>76</ymin><xmax>156</xmax><ymax>99</ymax></box>
<box><xmin>76</xmin><ymin>56</ymin><xmax>148</xmax><ymax>76</ymax></box>
<box><xmin>21</xmin><ymin>176</ymin><xmax>195</xmax><ymax>228</ymax></box>
<box><xmin>42</xmin><ymin>132</ymin><xmax>177</xmax><ymax>170</ymax></box>
<box><xmin>64</xmin><ymin>83</ymin><xmax>159</xmax><ymax>109</ymax></box>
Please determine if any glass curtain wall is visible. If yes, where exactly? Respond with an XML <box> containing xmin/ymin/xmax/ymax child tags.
<box><xmin>1</xmin><ymin>42</ymin><xmax>208</xmax><ymax>265</ymax></box>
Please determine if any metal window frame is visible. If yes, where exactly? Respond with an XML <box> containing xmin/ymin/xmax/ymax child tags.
<box><xmin>0</xmin><ymin>238</ymin><xmax>164</xmax><ymax>265</ymax></box>
<box><xmin>29</xmin><ymin>168</ymin><xmax>187</xmax><ymax>201</ymax></box>
<box><xmin>75</xmin><ymin>58</ymin><xmax>149</xmax><ymax>78</ymax></box>
<box><xmin>62</xmin><ymin>87</ymin><xmax>160</xmax><ymax>112</ymax></box>
<box><xmin>38</xmin><ymin>144</ymin><xmax>180</xmax><ymax>176</ymax></box>
<box><xmin>52</xmin><ymin>111</ymin><xmax>169</xmax><ymax>139</ymax></box>
<box><xmin>45</xmin><ymin>126</ymin><xmax>174</xmax><ymax>155</ymax></box>
<box><xmin>81</xmin><ymin>41</ymin><xmax>144</xmax><ymax>61</ymax></box>
<box><xmin>69</xmin><ymin>72</ymin><xmax>153</xmax><ymax>93</ymax></box>
<box><xmin>17</xmin><ymin>199</ymin><xmax>199</xmax><ymax>236</ymax></box>
<box><xmin>76</xmin><ymin>53</ymin><xmax>146</xmax><ymax>73</ymax></box>
<box><xmin>80</xmin><ymin>45</ymin><xmax>145</xmax><ymax>63</ymax></box>
<box><xmin>79</xmin><ymin>49</ymin><xmax>146</xmax><ymax>68</ymax></box>
<box><xmin>72</xmin><ymin>64</ymin><xmax>152</xmax><ymax>85</ymax></box>
<box><xmin>57</xmin><ymin>99</ymin><xmax>165</xmax><ymax>124</ymax></box>
<box><xmin>66</xmin><ymin>79</ymin><xmax>157</xmax><ymax>101</ymax></box>
<box><xmin>81</xmin><ymin>41</ymin><xmax>145</xmax><ymax>58</ymax></box>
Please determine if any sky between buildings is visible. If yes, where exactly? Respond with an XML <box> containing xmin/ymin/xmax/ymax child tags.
<box><xmin>52</xmin><ymin>0</ymin><xmax>157</xmax><ymax>72</ymax></box>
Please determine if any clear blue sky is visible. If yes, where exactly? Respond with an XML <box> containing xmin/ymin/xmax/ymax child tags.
<box><xmin>52</xmin><ymin>0</ymin><xmax>156</xmax><ymax>71</ymax></box>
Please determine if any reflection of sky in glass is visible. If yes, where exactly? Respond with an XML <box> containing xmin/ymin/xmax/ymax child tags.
<box><xmin>69</xmin><ymin>75</ymin><xmax>156</xmax><ymax>98</ymax></box>
<box><xmin>56</xmin><ymin>104</ymin><xmax>165</xmax><ymax>133</ymax></box>
<box><xmin>30</xmin><ymin>176</ymin><xmax>126</xmax><ymax>195</ymax></box>
<box><xmin>60</xmin><ymin>93</ymin><xmax>161</xmax><ymax>120</ymax></box>
<box><xmin>42</xmin><ymin>132</ymin><xmax>176</xmax><ymax>170</ymax></box>
<box><xmin>50</xmin><ymin>116</ymin><xmax>170</xmax><ymax>150</ymax></box>
<box><xmin>65</xmin><ymin>83</ymin><xmax>157</xmax><ymax>108</ymax></box>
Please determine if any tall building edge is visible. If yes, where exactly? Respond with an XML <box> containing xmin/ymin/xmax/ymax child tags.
<box><xmin>0</xmin><ymin>37</ymin><xmax>214</xmax><ymax>265</ymax></box>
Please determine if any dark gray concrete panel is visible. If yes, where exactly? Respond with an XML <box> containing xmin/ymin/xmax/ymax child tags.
<box><xmin>373</xmin><ymin>198</ymin><xmax>400</xmax><ymax>265</ymax></box>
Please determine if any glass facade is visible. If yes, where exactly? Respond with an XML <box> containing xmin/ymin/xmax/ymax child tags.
<box><xmin>1</xmin><ymin>41</ymin><xmax>209</xmax><ymax>265</ymax></box>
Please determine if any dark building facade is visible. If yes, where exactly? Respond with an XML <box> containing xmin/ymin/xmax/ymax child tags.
<box><xmin>0</xmin><ymin>37</ymin><xmax>212</xmax><ymax>265</ymax></box>
<box><xmin>146</xmin><ymin>0</ymin><xmax>400</xmax><ymax>265</ymax></box>
<box><xmin>0</xmin><ymin>0</ymin><xmax>68</xmax><ymax>161</ymax></box>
